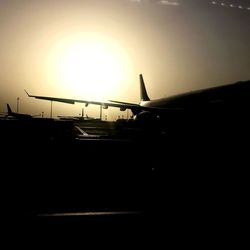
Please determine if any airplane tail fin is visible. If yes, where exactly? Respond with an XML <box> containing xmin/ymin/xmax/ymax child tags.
<box><xmin>7</xmin><ymin>104</ymin><xmax>13</xmax><ymax>115</ymax></box>
<box><xmin>140</xmin><ymin>74</ymin><xmax>150</xmax><ymax>101</ymax></box>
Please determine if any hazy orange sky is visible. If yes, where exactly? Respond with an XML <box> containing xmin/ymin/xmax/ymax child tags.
<box><xmin>1</xmin><ymin>0</ymin><xmax>250</xmax><ymax>119</ymax></box>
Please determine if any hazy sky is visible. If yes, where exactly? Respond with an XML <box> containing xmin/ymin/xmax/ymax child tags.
<box><xmin>1</xmin><ymin>0</ymin><xmax>250</xmax><ymax>119</ymax></box>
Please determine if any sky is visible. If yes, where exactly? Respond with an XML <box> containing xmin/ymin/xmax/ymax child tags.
<box><xmin>0</xmin><ymin>0</ymin><xmax>250</xmax><ymax>120</ymax></box>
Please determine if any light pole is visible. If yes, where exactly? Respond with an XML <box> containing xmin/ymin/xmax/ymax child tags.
<box><xmin>50</xmin><ymin>101</ymin><xmax>53</xmax><ymax>118</ymax></box>
<box><xmin>17</xmin><ymin>97</ymin><xmax>20</xmax><ymax>113</ymax></box>
<box><xmin>81</xmin><ymin>107</ymin><xmax>84</xmax><ymax>118</ymax></box>
<box><xmin>100</xmin><ymin>105</ymin><xmax>102</xmax><ymax>120</ymax></box>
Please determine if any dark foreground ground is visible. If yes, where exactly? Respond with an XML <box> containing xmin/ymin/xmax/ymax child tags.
<box><xmin>0</xmin><ymin>116</ymin><xmax>249</xmax><ymax>247</ymax></box>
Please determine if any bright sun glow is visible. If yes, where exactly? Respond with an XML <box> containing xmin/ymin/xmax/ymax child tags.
<box><xmin>47</xmin><ymin>34</ymin><xmax>132</xmax><ymax>100</ymax></box>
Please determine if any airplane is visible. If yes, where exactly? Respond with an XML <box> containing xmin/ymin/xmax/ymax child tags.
<box><xmin>25</xmin><ymin>74</ymin><xmax>250</xmax><ymax>124</ymax></box>
<box><xmin>6</xmin><ymin>104</ymin><xmax>32</xmax><ymax>119</ymax></box>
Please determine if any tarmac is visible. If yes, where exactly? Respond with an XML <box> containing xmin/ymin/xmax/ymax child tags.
<box><xmin>1</xmin><ymin>117</ymin><xmax>248</xmax><ymax>246</ymax></box>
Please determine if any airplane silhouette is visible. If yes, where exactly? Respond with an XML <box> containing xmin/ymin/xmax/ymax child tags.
<box><xmin>6</xmin><ymin>104</ymin><xmax>32</xmax><ymax>119</ymax></box>
<box><xmin>25</xmin><ymin>74</ymin><xmax>250</xmax><ymax>123</ymax></box>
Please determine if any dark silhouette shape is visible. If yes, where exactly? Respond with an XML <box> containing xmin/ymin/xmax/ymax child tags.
<box><xmin>6</xmin><ymin>103</ymin><xmax>32</xmax><ymax>119</ymax></box>
<box><xmin>25</xmin><ymin>75</ymin><xmax>250</xmax><ymax>125</ymax></box>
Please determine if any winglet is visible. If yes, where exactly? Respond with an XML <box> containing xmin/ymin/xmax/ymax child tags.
<box><xmin>24</xmin><ymin>89</ymin><xmax>31</xmax><ymax>97</ymax></box>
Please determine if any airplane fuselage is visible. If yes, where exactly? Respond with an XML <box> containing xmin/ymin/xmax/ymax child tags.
<box><xmin>140</xmin><ymin>80</ymin><xmax>250</xmax><ymax>110</ymax></box>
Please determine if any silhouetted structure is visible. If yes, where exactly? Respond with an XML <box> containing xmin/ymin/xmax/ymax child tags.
<box><xmin>3</xmin><ymin>77</ymin><xmax>250</xmax><ymax>246</ymax></box>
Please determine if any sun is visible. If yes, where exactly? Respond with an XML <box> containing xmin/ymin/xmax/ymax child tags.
<box><xmin>48</xmin><ymin>34</ymin><xmax>132</xmax><ymax>100</ymax></box>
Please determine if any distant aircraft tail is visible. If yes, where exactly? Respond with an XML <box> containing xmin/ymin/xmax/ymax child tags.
<box><xmin>7</xmin><ymin>104</ymin><xmax>13</xmax><ymax>115</ymax></box>
<box><xmin>140</xmin><ymin>74</ymin><xmax>150</xmax><ymax>101</ymax></box>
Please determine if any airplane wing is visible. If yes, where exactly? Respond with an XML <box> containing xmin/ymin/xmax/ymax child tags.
<box><xmin>24</xmin><ymin>90</ymin><xmax>182</xmax><ymax>116</ymax></box>
<box><xmin>24</xmin><ymin>90</ymin><xmax>140</xmax><ymax>111</ymax></box>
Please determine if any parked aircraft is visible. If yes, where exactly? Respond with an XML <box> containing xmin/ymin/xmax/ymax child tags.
<box><xmin>6</xmin><ymin>104</ymin><xmax>32</xmax><ymax>119</ymax></box>
<box><xmin>25</xmin><ymin>75</ymin><xmax>250</xmax><ymax>123</ymax></box>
